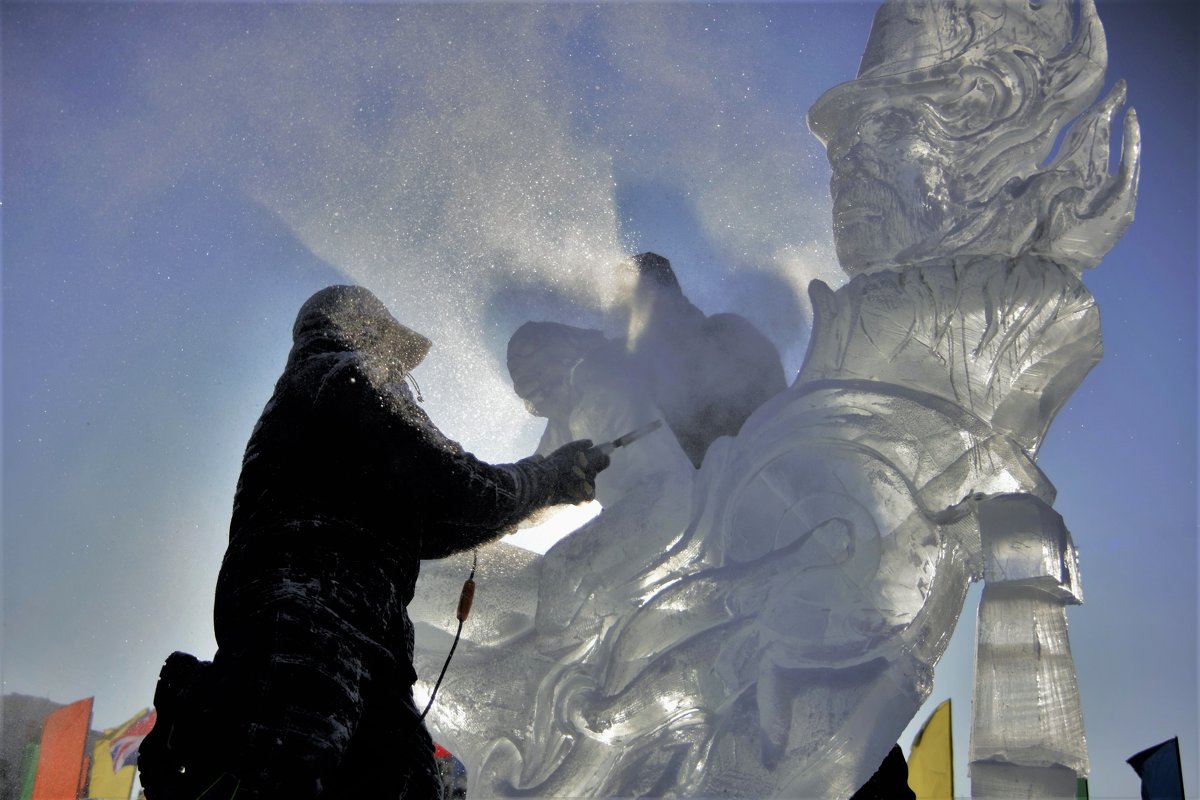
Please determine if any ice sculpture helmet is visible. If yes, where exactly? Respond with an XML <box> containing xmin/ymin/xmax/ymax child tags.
<box><xmin>507</xmin><ymin>321</ymin><xmax>609</xmax><ymax>419</ymax></box>
<box><xmin>628</xmin><ymin>252</ymin><xmax>681</xmax><ymax>293</ymax></box>
<box><xmin>808</xmin><ymin>0</ymin><xmax>1137</xmax><ymax>274</ymax></box>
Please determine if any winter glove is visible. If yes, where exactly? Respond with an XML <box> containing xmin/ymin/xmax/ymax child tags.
<box><xmin>537</xmin><ymin>439</ymin><xmax>611</xmax><ymax>505</ymax></box>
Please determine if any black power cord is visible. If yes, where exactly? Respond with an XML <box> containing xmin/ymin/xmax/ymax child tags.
<box><xmin>419</xmin><ymin>549</ymin><xmax>476</xmax><ymax>721</ymax></box>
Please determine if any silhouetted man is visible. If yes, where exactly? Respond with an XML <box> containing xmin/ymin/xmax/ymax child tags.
<box><xmin>139</xmin><ymin>285</ymin><xmax>609</xmax><ymax>799</ymax></box>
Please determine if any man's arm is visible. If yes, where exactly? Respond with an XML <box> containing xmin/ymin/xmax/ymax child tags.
<box><xmin>312</xmin><ymin>356</ymin><xmax>606</xmax><ymax>558</ymax></box>
<box><xmin>414</xmin><ymin>439</ymin><xmax>607</xmax><ymax>559</ymax></box>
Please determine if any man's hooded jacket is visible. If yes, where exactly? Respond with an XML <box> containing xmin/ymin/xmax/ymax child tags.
<box><xmin>226</xmin><ymin>284</ymin><xmax>550</xmax><ymax>564</ymax></box>
<box><xmin>145</xmin><ymin>286</ymin><xmax>571</xmax><ymax>799</ymax></box>
<box><xmin>215</xmin><ymin>285</ymin><xmax>564</xmax><ymax>672</ymax></box>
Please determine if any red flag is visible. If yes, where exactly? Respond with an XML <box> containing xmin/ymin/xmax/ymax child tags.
<box><xmin>30</xmin><ymin>697</ymin><xmax>93</xmax><ymax>800</ymax></box>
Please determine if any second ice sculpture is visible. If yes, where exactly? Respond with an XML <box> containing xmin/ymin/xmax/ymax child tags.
<box><xmin>410</xmin><ymin>0</ymin><xmax>1139</xmax><ymax>796</ymax></box>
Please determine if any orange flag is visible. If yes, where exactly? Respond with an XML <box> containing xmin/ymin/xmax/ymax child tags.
<box><xmin>30</xmin><ymin>697</ymin><xmax>93</xmax><ymax>800</ymax></box>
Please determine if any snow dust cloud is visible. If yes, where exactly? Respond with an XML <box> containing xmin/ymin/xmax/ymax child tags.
<box><xmin>80</xmin><ymin>4</ymin><xmax>843</xmax><ymax>457</ymax></box>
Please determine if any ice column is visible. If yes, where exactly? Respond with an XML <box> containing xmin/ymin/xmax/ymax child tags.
<box><xmin>970</xmin><ymin>494</ymin><xmax>1088</xmax><ymax>798</ymax></box>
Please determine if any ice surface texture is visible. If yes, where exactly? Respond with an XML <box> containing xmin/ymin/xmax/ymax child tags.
<box><xmin>411</xmin><ymin>0</ymin><xmax>1137</xmax><ymax>796</ymax></box>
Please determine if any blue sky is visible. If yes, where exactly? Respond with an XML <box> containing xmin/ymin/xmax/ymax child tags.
<box><xmin>2</xmin><ymin>2</ymin><xmax>1195</xmax><ymax>798</ymax></box>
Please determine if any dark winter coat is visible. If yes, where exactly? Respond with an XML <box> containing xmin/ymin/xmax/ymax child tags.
<box><xmin>216</xmin><ymin>286</ymin><xmax>549</xmax><ymax>654</ymax></box>
<box><xmin>164</xmin><ymin>286</ymin><xmax>557</xmax><ymax>799</ymax></box>
<box><xmin>223</xmin><ymin>285</ymin><xmax>548</xmax><ymax>579</ymax></box>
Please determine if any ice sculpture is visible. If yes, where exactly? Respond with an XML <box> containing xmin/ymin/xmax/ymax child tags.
<box><xmin>410</xmin><ymin>0</ymin><xmax>1138</xmax><ymax>796</ymax></box>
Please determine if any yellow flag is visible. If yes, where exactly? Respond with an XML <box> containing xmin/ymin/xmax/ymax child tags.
<box><xmin>908</xmin><ymin>699</ymin><xmax>954</xmax><ymax>800</ymax></box>
<box><xmin>86</xmin><ymin>708</ymin><xmax>154</xmax><ymax>800</ymax></box>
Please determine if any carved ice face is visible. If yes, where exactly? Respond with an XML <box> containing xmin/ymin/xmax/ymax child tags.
<box><xmin>518</xmin><ymin>378</ymin><xmax>572</xmax><ymax>419</ymax></box>
<box><xmin>825</xmin><ymin>105</ymin><xmax>952</xmax><ymax>274</ymax></box>
<box><xmin>510</xmin><ymin>353</ymin><xmax>575</xmax><ymax>419</ymax></box>
<box><xmin>507</xmin><ymin>321</ymin><xmax>607</xmax><ymax>420</ymax></box>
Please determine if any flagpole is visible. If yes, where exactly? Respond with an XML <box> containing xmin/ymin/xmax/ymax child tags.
<box><xmin>1173</xmin><ymin>736</ymin><xmax>1184</xmax><ymax>796</ymax></box>
<box><xmin>947</xmin><ymin>699</ymin><xmax>953</xmax><ymax>800</ymax></box>
<box><xmin>84</xmin><ymin>700</ymin><xmax>96</xmax><ymax>800</ymax></box>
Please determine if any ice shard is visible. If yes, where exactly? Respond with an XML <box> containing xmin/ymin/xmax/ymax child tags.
<box><xmin>411</xmin><ymin>0</ymin><xmax>1138</xmax><ymax>796</ymax></box>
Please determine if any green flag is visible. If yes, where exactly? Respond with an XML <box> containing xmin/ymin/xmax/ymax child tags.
<box><xmin>19</xmin><ymin>742</ymin><xmax>40</xmax><ymax>800</ymax></box>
